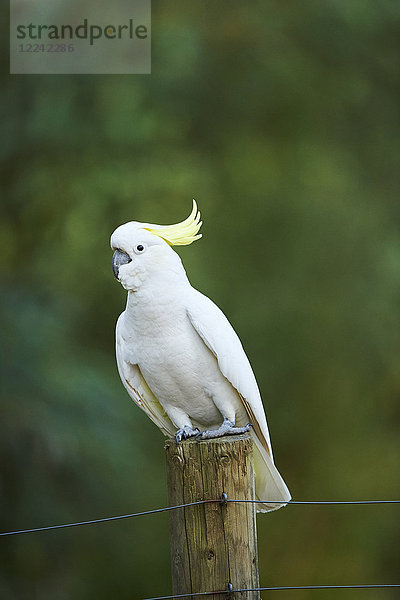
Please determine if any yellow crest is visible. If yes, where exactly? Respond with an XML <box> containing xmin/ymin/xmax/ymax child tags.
<box><xmin>144</xmin><ymin>200</ymin><xmax>202</xmax><ymax>246</ymax></box>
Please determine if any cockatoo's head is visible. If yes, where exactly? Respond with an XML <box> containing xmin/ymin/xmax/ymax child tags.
<box><xmin>110</xmin><ymin>201</ymin><xmax>202</xmax><ymax>291</ymax></box>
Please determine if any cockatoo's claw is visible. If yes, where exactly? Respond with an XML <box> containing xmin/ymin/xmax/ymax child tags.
<box><xmin>196</xmin><ymin>419</ymin><xmax>252</xmax><ymax>440</ymax></box>
<box><xmin>175</xmin><ymin>426</ymin><xmax>200</xmax><ymax>444</ymax></box>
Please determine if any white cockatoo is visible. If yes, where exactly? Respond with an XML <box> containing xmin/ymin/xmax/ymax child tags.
<box><xmin>111</xmin><ymin>201</ymin><xmax>291</xmax><ymax>511</ymax></box>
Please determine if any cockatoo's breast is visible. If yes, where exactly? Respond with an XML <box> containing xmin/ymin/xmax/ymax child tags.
<box><xmin>120</xmin><ymin>290</ymin><xmax>242</xmax><ymax>428</ymax></box>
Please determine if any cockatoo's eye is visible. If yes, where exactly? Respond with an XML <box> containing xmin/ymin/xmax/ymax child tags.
<box><xmin>134</xmin><ymin>244</ymin><xmax>146</xmax><ymax>254</ymax></box>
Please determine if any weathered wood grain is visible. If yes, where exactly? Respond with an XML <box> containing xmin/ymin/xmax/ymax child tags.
<box><xmin>165</xmin><ymin>435</ymin><xmax>260</xmax><ymax>600</ymax></box>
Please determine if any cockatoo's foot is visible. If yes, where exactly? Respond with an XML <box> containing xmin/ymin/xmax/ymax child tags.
<box><xmin>175</xmin><ymin>426</ymin><xmax>200</xmax><ymax>444</ymax></box>
<box><xmin>196</xmin><ymin>418</ymin><xmax>252</xmax><ymax>440</ymax></box>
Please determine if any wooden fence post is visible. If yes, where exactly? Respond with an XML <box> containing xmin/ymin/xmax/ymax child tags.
<box><xmin>165</xmin><ymin>434</ymin><xmax>260</xmax><ymax>600</ymax></box>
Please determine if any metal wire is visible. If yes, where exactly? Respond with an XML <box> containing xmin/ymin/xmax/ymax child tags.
<box><xmin>0</xmin><ymin>499</ymin><xmax>220</xmax><ymax>537</ymax></box>
<box><xmin>2</xmin><ymin>497</ymin><xmax>399</xmax><ymax>599</ymax></box>
<box><xmin>143</xmin><ymin>584</ymin><xmax>400</xmax><ymax>600</ymax></box>
<box><xmin>1</xmin><ymin>498</ymin><xmax>399</xmax><ymax>537</ymax></box>
<box><xmin>232</xmin><ymin>499</ymin><xmax>400</xmax><ymax>505</ymax></box>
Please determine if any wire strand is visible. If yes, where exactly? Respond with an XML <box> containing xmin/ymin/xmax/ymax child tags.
<box><xmin>0</xmin><ymin>499</ymin><xmax>219</xmax><ymax>537</ymax></box>
<box><xmin>233</xmin><ymin>499</ymin><xmax>400</xmax><ymax>505</ymax></box>
<box><xmin>1</xmin><ymin>498</ymin><xmax>399</xmax><ymax>537</ymax></box>
<box><xmin>143</xmin><ymin>584</ymin><xmax>400</xmax><ymax>600</ymax></box>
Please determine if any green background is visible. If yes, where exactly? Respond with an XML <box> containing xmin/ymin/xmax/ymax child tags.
<box><xmin>1</xmin><ymin>1</ymin><xmax>399</xmax><ymax>599</ymax></box>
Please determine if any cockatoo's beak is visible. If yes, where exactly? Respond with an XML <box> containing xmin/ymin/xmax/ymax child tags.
<box><xmin>112</xmin><ymin>249</ymin><xmax>132</xmax><ymax>279</ymax></box>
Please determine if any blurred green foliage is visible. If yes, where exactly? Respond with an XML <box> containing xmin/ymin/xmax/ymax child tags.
<box><xmin>1</xmin><ymin>1</ymin><xmax>400</xmax><ymax>598</ymax></box>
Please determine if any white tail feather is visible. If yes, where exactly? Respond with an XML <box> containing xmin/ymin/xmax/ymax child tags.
<box><xmin>251</xmin><ymin>431</ymin><xmax>291</xmax><ymax>513</ymax></box>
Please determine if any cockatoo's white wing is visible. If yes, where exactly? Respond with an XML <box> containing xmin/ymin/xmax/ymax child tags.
<box><xmin>186</xmin><ymin>288</ymin><xmax>273</xmax><ymax>458</ymax></box>
<box><xmin>186</xmin><ymin>288</ymin><xmax>291</xmax><ymax>511</ymax></box>
<box><xmin>116</xmin><ymin>315</ymin><xmax>175</xmax><ymax>437</ymax></box>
